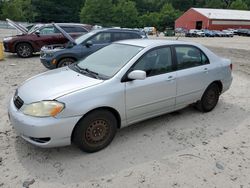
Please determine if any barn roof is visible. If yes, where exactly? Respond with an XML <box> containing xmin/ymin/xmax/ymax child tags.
<box><xmin>192</xmin><ymin>8</ymin><xmax>250</xmax><ymax>21</ymax></box>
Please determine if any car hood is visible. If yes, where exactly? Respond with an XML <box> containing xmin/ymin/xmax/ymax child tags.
<box><xmin>53</xmin><ymin>23</ymin><xmax>76</xmax><ymax>44</ymax></box>
<box><xmin>17</xmin><ymin>67</ymin><xmax>103</xmax><ymax>104</ymax></box>
<box><xmin>6</xmin><ymin>18</ymin><xmax>28</xmax><ymax>34</ymax></box>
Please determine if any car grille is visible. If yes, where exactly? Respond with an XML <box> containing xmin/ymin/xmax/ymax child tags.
<box><xmin>40</xmin><ymin>51</ymin><xmax>46</xmax><ymax>58</ymax></box>
<box><xmin>14</xmin><ymin>96</ymin><xmax>24</xmax><ymax>109</ymax></box>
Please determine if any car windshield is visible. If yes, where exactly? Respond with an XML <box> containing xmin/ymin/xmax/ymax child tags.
<box><xmin>77</xmin><ymin>43</ymin><xmax>143</xmax><ymax>78</ymax></box>
<box><xmin>75</xmin><ymin>31</ymin><xmax>97</xmax><ymax>44</ymax></box>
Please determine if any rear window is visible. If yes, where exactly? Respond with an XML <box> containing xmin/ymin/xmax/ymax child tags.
<box><xmin>112</xmin><ymin>32</ymin><xmax>141</xmax><ymax>41</ymax></box>
<box><xmin>61</xmin><ymin>26</ymin><xmax>88</xmax><ymax>33</ymax></box>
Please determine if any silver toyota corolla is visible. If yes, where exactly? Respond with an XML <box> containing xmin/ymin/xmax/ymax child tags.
<box><xmin>8</xmin><ymin>39</ymin><xmax>233</xmax><ymax>152</ymax></box>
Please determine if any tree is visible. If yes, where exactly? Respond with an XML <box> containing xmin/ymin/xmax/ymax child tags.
<box><xmin>80</xmin><ymin>0</ymin><xmax>113</xmax><ymax>26</ymax></box>
<box><xmin>169</xmin><ymin>0</ymin><xmax>194</xmax><ymax>11</ymax></box>
<box><xmin>158</xmin><ymin>3</ymin><xmax>182</xmax><ymax>30</ymax></box>
<box><xmin>138</xmin><ymin>12</ymin><xmax>160</xmax><ymax>28</ymax></box>
<box><xmin>112</xmin><ymin>0</ymin><xmax>138</xmax><ymax>27</ymax></box>
<box><xmin>0</xmin><ymin>0</ymin><xmax>34</xmax><ymax>21</ymax></box>
<box><xmin>205</xmin><ymin>0</ymin><xmax>227</xmax><ymax>8</ymax></box>
<box><xmin>230</xmin><ymin>0</ymin><xmax>248</xmax><ymax>9</ymax></box>
<box><xmin>32</xmin><ymin>0</ymin><xmax>84</xmax><ymax>22</ymax></box>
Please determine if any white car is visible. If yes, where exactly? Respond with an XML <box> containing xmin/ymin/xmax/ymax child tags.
<box><xmin>8</xmin><ymin>39</ymin><xmax>233</xmax><ymax>152</ymax></box>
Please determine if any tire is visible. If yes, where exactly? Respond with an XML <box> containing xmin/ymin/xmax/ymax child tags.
<box><xmin>196</xmin><ymin>83</ymin><xmax>220</xmax><ymax>112</ymax></box>
<box><xmin>57</xmin><ymin>58</ymin><xmax>75</xmax><ymax>68</ymax></box>
<box><xmin>16</xmin><ymin>43</ymin><xmax>33</xmax><ymax>58</ymax></box>
<box><xmin>72</xmin><ymin>110</ymin><xmax>117</xmax><ymax>153</ymax></box>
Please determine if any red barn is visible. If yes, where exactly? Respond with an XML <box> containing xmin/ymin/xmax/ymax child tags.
<box><xmin>175</xmin><ymin>8</ymin><xmax>250</xmax><ymax>30</ymax></box>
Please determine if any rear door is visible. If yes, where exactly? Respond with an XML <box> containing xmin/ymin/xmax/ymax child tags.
<box><xmin>125</xmin><ymin>46</ymin><xmax>176</xmax><ymax>124</ymax></box>
<box><xmin>174</xmin><ymin>45</ymin><xmax>211</xmax><ymax>108</ymax></box>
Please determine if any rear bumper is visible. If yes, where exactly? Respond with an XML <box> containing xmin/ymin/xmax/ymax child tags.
<box><xmin>222</xmin><ymin>76</ymin><xmax>233</xmax><ymax>94</ymax></box>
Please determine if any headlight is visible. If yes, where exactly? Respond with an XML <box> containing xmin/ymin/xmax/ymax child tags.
<box><xmin>22</xmin><ymin>101</ymin><xmax>64</xmax><ymax>117</ymax></box>
<box><xmin>46</xmin><ymin>52</ymin><xmax>54</xmax><ymax>57</ymax></box>
<box><xmin>3</xmin><ymin>37</ymin><xmax>13</xmax><ymax>41</ymax></box>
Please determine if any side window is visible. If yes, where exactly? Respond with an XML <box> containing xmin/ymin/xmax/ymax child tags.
<box><xmin>120</xmin><ymin>33</ymin><xmax>132</xmax><ymax>40</ymax></box>
<box><xmin>130</xmin><ymin>33</ymin><xmax>141</xmax><ymax>39</ymax></box>
<box><xmin>132</xmin><ymin>47</ymin><xmax>172</xmax><ymax>77</ymax></box>
<box><xmin>91</xmin><ymin>33</ymin><xmax>111</xmax><ymax>44</ymax></box>
<box><xmin>39</xmin><ymin>26</ymin><xmax>58</xmax><ymax>35</ymax></box>
<box><xmin>175</xmin><ymin>46</ymin><xmax>209</xmax><ymax>70</ymax></box>
<box><xmin>75</xmin><ymin>27</ymin><xmax>88</xmax><ymax>33</ymax></box>
<box><xmin>113</xmin><ymin>33</ymin><xmax>122</xmax><ymax>41</ymax></box>
<box><xmin>61</xmin><ymin>27</ymin><xmax>76</xmax><ymax>33</ymax></box>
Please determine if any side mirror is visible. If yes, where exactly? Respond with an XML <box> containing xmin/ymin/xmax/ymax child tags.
<box><xmin>85</xmin><ymin>40</ymin><xmax>93</xmax><ymax>48</ymax></box>
<box><xmin>35</xmin><ymin>30</ymin><xmax>40</xmax><ymax>36</ymax></box>
<box><xmin>128</xmin><ymin>70</ymin><xmax>146</xmax><ymax>80</ymax></box>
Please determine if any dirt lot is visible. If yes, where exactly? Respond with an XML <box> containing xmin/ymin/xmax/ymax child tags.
<box><xmin>0</xmin><ymin>30</ymin><xmax>250</xmax><ymax>188</ymax></box>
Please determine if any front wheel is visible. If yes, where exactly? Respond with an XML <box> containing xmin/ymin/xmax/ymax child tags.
<box><xmin>57</xmin><ymin>58</ymin><xmax>75</xmax><ymax>68</ymax></box>
<box><xmin>196</xmin><ymin>83</ymin><xmax>220</xmax><ymax>112</ymax></box>
<box><xmin>72</xmin><ymin>110</ymin><xmax>117</xmax><ymax>153</ymax></box>
<box><xmin>16</xmin><ymin>43</ymin><xmax>33</xmax><ymax>58</ymax></box>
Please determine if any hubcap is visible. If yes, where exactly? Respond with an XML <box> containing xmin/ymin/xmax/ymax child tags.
<box><xmin>85</xmin><ymin>119</ymin><xmax>110</xmax><ymax>145</ymax></box>
<box><xmin>61</xmin><ymin>61</ymin><xmax>73</xmax><ymax>67</ymax></box>
<box><xmin>18</xmin><ymin>45</ymin><xmax>31</xmax><ymax>57</ymax></box>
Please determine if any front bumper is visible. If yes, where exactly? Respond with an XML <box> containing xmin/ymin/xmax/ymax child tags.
<box><xmin>8</xmin><ymin>97</ymin><xmax>81</xmax><ymax>148</ymax></box>
<box><xmin>40</xmin><ymin>56</ymin><xmax>57</xmax><ymax>69</ymax></box>
<box><xmin>3</xmin><ymin>41</ymin><xmax>12</xmax><ymax>52</ymax></box>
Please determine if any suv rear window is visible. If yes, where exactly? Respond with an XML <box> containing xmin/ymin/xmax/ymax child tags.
<box><xmin>113</xmin><ymin>32</ymin><xmax>141</xmax><ymax>41</ymax></box>
<box><xmin>61</xmin><ymin>26</ymin><xmax>88</xmax><ymax>33</ymax></box>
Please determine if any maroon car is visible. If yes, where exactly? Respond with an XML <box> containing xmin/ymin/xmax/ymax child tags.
<box><xmin>3</xmin><ymin>19</ymin><xmax>91</xmax><ymax>58</ymax></box>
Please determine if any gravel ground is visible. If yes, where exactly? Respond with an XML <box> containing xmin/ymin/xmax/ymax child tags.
<box><xmin>0</xmin><ymin>29</ymin><xmax>250</xmax><ymax>187</ymax></box>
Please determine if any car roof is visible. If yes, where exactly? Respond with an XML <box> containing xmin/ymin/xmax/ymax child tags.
<box><xmin>91</xmin><ymin>28</ymin><xmax>144</xmax><ymax>33</ymax></box>
<box><xmin>42</xmin><ymin>23</ymin><xmax>88</xmax><ymax>27</ymax></box>
<box><xmin>115</xmin><ymin>39</ymin><xmax>194</xmax><ymax>48</ymax></box>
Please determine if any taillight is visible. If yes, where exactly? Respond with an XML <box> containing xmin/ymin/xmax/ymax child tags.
<box><xmin>230</xmin><ymin>63</ymin><xmax>233</xmax><ymax>70</ymax></box>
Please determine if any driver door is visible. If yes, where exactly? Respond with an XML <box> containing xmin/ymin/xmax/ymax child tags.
<box><xmin>125</xmin><ymin>46</ymin><xmax>177</xmax><ymax>124</ymax></box>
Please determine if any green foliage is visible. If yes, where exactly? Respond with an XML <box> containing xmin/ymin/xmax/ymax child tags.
<box><xmin>159</xmin><ymin>3</ymin><xmax>182</xmax><ymax>30</ymax></box>
<box><xmin>0</xmin><ymin>0</ymin><xmax>250</xmax><ymax>29</ymax></box>
<box><xmin>80</xmin><ymin>0</ymin><xmax>113</xmax><ymax>26</ymax></box>
<box><xmin>138</xmin><ymin>12</ymin><xmax>160</xmax><ymax>28</ymax></box>
<box><xmin>1</xmin><ymin>0</ymin><xmax>34</xmax><ymax>21</ymax></box>
<box><xmin>113</xmin><ymin>0</ymin><xmax>138</xmax><ymax>28</ymax></box>
<box><xmin>32</xmin><ymin>0</ymin><xmax>85</xmax><ymax>22</ymax></box>
<box><xmin>230</xmin><ymin>0</ymin><xmax>248</xmax><ymax>9</ymax></box>
<box><xmin>205</xmin><ymin>0</ymin><xmax>227</xmax><ymax>8</ymax></box>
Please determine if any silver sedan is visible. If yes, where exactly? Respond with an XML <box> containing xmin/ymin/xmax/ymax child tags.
<box><xmin>8</xmin><ymin>39</ymin><xmax>233</xmax><ymax>152</ymax></box>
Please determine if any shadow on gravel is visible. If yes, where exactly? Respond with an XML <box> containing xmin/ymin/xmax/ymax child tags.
<box><xmin>14</xmin><ymin>99</ymin><xmax>248</xmax><ymax>184</ymax></box>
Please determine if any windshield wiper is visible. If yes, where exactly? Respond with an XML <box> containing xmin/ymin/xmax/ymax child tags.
<box><xmin>81</xmin><ymin>68</ymin><xmax>101</xmax><ymax>79</ymax></box>
<box><xmin>74</xmin><ymin>64</ymin><xmax>100</xmax><ymax>79</ymax></box>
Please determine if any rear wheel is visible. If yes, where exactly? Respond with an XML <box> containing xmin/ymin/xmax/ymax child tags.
<box><xmin>72</xmin><ymin>110</ymin><xmax>117</xmax><ymax>153</ymax></box>
<box><xmin>16</xmin><ymin>43</ymin><xmax>33</xmax><ymax>58</ymax></box>
<box><xmin>196</xmin><ymin>83</ymin><xmax>220</xmax><ymax>112</ymax></box>
<box><xmin>57</xmin><ymin>58</ymin><xmax>75</xmax><ymax>68</ymax></box>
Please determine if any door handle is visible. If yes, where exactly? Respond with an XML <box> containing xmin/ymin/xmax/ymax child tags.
<box><xmin>203</xmin><ymin>68</ymin><xmax>208</xmax><ymax>73</ymax></box>
<box><xmin>167</xmin><ymin>75</ymin><xmax>175</xmax><ymax>81</ymax></box>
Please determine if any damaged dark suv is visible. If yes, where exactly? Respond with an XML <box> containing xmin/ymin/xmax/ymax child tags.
<box><xmin>3</xmin><ymin>19</ymin><xmax>91</xmax><ymax>58</ymax></box>
<box><xmin>40</xmin><ymin>24</ymin><xmax>147</xmax><ymax>69</ymax></box>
